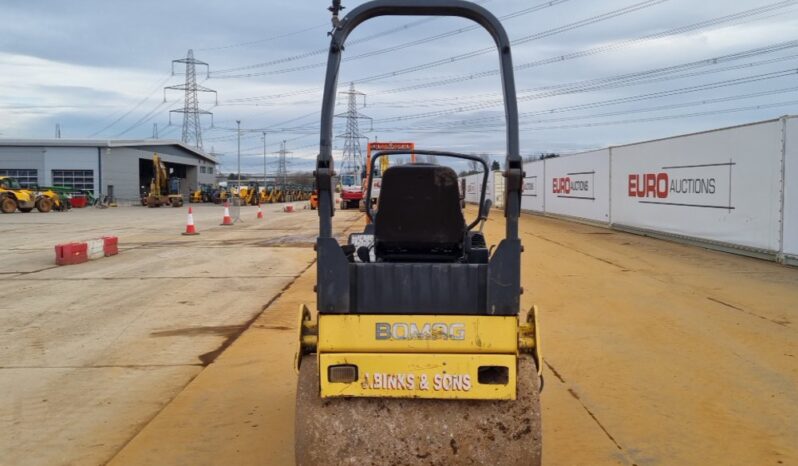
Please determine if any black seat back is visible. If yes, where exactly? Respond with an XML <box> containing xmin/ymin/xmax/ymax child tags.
<box><xmin>375</xmin><ymin>164</ymin><xmax>465</xmax><ymax>261</ymax></box>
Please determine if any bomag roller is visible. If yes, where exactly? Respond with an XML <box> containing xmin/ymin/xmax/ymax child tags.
<box><xmin>294</xmin><ymin>1</ymin><xmax>542</xmax><ymax>464</ymax></box>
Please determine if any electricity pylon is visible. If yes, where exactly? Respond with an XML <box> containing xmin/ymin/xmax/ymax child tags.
<box><xmin>164</xmin><ymin>49</ymin><xmax>217</xmax><ymax>149</ymax></box>
<box><xmin>335</xmin><ymin>82</ymin><xmax>371</xmax><ymax>186</ymax></box>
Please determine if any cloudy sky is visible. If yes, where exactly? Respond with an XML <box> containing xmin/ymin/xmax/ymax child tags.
<box><xmin>1</xmin><ymin>0</ymin><xmax>797</xmax><ymax>173</ymax></box>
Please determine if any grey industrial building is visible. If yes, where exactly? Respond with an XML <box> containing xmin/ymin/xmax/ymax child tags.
<box><xmin>0</xmin><ymin>139</ymin><xmax>217</xmax><ymax>201</ymax></box>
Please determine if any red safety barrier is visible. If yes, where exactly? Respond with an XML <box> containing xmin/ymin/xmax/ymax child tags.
<box><xmin>54</xmin><ymin>236</ymin><xmax>118</xmax><ymax>265</ymax></box>
<box><xmin>55</xmin><ymin>242</ymin><xmax>88</xmax><ymax>266</ymax></box>
<box><xmin>103</xmin><ymin>236</ymin><xmax>119</xmax><ymax>256</ymax></box>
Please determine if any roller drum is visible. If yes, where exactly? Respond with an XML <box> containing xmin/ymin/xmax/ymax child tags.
<box><xmin>295</xmin><ymin>355</ymin><xmax>541</xmax><ymax>465</ymax></box>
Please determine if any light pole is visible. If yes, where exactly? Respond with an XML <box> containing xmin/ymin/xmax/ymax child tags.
<box><xmin>236</xmin><ymin>120</ymin><xmax>241</xmax><ymax>189</ymax></box>
<box><xmin>236</xmin><ymin>120</ymin><xmax>241</xmax><ymax>222</ymax></box>
<box><xmin>262</xmin><ymin>131</ymin><xmax>267</xmax><ymax>186</ymax></box>
<box><xmin>282</xmin><ymin>139</ymin><xmax>287</xmax><ymax>191</ymax></box>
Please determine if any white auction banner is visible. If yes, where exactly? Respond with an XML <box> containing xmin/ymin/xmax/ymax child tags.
<box><xmin>543</xmin><ymin>150</ymin><xmax>610</xmax><ymax>223</ymax></box>
<box><xmin>611</xmin><ymin>119</ymin><xmax>784</xmax><ymax>252</ymax></box>
<box><xmin>783</xmin><ymin>117</ymin><xmax>798</xmax><ymax>259</ymax></box>
<box><xmin>464</xmin><ymin>173</ymin><xmax>480</xmax><ymax>204</ymax></box>
<box><xmin>521</xmin><ymin>160</ymin><xmax>544</xmax><ymax>213</ymax></box>
<box><xmin>464</xmin><ymin>172</ymin><xmax>493</xmax><ymax>204</ymax></box>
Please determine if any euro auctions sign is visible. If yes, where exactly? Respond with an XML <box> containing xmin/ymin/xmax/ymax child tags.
<box><xmin>552</xmin><ymin>172</ymin><xmax>594</xmax><ymax>199</ymax></box>
<box><xmin>611</xmin><ymin>119</ymin><xmax>784</xmax><ymax>252</ymax></box>
<box><xmin>521</xmin><ymin>160</ymin><xmax>544</xmax><ymax>213</ymax></box>
<box><xmin>544</xmin><ymin>149</ymin><xmax>610</xmax><ymax>222</ymax></box>
<box><xmin>626</xmin><ymin>161</ymin><xmax>734</xmax><ymax>211</ymax></box>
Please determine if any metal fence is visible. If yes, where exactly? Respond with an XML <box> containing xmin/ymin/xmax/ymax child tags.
<box><xmin>230</xmin><ymin>197</ymin><xmax>242</xmax><ymax>222</ymax></box>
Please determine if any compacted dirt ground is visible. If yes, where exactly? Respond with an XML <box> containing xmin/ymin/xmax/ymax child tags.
<box><xmin>0</xmin><ymin>203</ymin><xmax>360</xmax><ymax>466</ymax></box>
<box><xmin>3</xmin><ymin>205</ymin><xmax>796</xmax><ymax>465</ymax></box>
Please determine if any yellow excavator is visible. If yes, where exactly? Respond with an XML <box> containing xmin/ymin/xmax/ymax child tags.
<box><xmin>294</xmin><ymin>2</ymin><xmax>541</xmax><ymax>465</ymax></box>
<box><xmin>142</xmin><ymin>153</ymin><xmax>184</xmax><ymax>208</ymax></box>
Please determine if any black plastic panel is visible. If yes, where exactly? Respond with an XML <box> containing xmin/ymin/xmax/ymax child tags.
<box><xmin>350</xmin><ymin>262</ymin><xmax>489</xmax><ymax>314</ymax></box>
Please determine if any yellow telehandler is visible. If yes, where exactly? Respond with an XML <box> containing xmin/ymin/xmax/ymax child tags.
<box><xmin>0</xmin><ymin>176</ymin><xmax>37</xmax><ymax>213</ymax></box>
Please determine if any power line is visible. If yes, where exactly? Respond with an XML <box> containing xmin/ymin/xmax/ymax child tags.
<box><xmin>352</xmin><ymin>0</ymin><xmax>668</xmax><ymax>84</ymax></box>
<box><xmin>210</xmin><ymin>0</ymin><xmax>569</xmax><ymax>79</ymax></box>
<box><xmin>375</xmin><ymin>86</ymin><xmax>798</xmax><ymax>133</ymax></box>
<box><xmin>87</xmin><ymin>73</ymin><xmax>172</xmax><ymax>137</ymax></box>
<box><xmin>516</xmin><ymin>87</ymin><xmax>798</xmax><ymax>126</ymax></box>
<box><xmin>378</xmin><ymin>0</ymin><xmax>798</xmax><ymax>95</ymax></box>
<box><xmin>217</xmin><ymin>0</ymin><xmax>795</xmax><ymax>108</ymax></box>
<box><xmin>204</xmin><ymin>110</ymin><xmax>320</xmax><ymax>142</ymax></box>
<box><xmin>115</xmin><ymin>99</ymin><xmax>182</xmax><ymax>137</ymax></box>
<box><xmin>251</xmin><ymin>47</ymin><xmax>798</xmax><ymax>134</ymax></box>
<box><xmin>211</xmin><ymin>0</ymin><xmax>492</xmax><ymax>76</ymax></box>
<box><xmin>370</xmin><ymin>59</ymin><xmax>798</xmax><ymax>124</ymax></box>
<box><xmin>519</xmin><ymin>100</ymin><xmax>798</xmax><ymax>131</ymax></box>
<box><xmin>197</xmin><ymin>23</ymin><xmax>328</xmax><ymax>52</ymax></box>
<box><xmin>220</xmin><ymin>72</ymin><xmax>473</xmax><ymax>104</ymax></box>
<box><xmin>211</xmin><ymin>17</ymin><xmax>440</xmax><ymax>75</ymax></box>
<box><xmin>374</xmin><ymin>40</ymin><xmax>798</xmax><ymax>109</ymax></box>
<box><xmin>170</xmin><ymin>2</ymin><xmax>797</xmax><ymax>159</ymax></box>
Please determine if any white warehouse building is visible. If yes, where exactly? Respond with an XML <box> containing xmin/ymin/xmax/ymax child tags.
<box><xmin>0</xmin><ymin>139</ymin><xmax>217</xmax><ymax>201</ymax></box>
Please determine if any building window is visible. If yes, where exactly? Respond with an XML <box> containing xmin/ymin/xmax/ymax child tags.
<box><xmin>0</xmin><ymin>169</ymin><xmax>38</xmax><ymax>188</ymax></box>
<box><xmin>207</xmin><ymin>167</ymin><xmax>214</xmax><ymax>175</ymax></box>
<box><xmin>200</xmin><ymin>166</ymin><xmax>206</xmax><ymax>174</ymax></box>
<box><xmin>52</xmin><ymin>169</ymin><xmax>94</xmax><ymax>193</ymax></box>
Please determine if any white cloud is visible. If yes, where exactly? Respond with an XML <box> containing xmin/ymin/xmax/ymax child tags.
<box><xmin>1</xmin><ymin>0</ymin><xmax>797</xmax><ymax>172</ymax></box>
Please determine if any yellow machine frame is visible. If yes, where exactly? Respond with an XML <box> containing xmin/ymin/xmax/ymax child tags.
<box><xmin>297</xmin><ymin>307</ymin><xmax>541</xmax><ymax>400</ymax></box>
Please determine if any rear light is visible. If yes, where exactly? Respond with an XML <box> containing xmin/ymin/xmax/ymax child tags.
<box><xmin>478</xmin><ymin>366</ymin><xmax>509</xmax><ymax>385</ymax></box>
<box><xmin>328</xmin><ymin>364</ymin><xmax>358</xmax><ymax>383</ymax></box>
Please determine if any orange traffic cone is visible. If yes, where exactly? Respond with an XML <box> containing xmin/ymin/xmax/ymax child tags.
<box><xmin>220</xmin><ymin>202</ymin><xmax>233</xmax><ymax>226</ymax></box>
<box><xmin>257</xmin><ymin>205</ymin><xmax>264</xmax><ymax>219</ymax></box>
<box><xmin>182</xmin><ymin>207</ymin><xmax>199</xmax><ymax>235</ymax></box>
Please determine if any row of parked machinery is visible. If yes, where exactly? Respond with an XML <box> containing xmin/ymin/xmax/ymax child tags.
<box><xmin>189</xmin><ymin>183</ymin><xmax>314</xmax><ymax>206</ymax></box>
<box><xmin>134</xmin><ymin>152</ymin><xmax>315</xmax><ymax>208</ymax></box>
<box><xmin>0</xmin><ymin>176</ymin><xmax>73</xmax><ymax>213</ymax></box>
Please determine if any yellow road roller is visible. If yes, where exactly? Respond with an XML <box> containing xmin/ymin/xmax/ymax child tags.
<box><xmin>296</xmin><ymin>1</ymin><xmax>542</xmax><ymax>464</ymax></box>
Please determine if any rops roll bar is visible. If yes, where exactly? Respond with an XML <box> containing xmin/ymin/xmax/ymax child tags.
<box><xmin>315</xmin><ymin>0</ymin><xmax>522</xmax><ymax>241</ymax></box>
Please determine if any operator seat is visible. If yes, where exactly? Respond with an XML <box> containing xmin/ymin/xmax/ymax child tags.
<box><xmin>374</xmin><ymin>163</ymin><xmax>465</xmax><ymax>262</ymax></box>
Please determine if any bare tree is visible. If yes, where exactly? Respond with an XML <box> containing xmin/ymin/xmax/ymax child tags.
<box><xmin>480</xmin><ymin>153</ymin><xmax>491</xmax><ymax>171</ymax></box>
<box><xmin>468</xmin><ymin>157</ymin><xmax>479</xmax><ymax>173</ymax></box>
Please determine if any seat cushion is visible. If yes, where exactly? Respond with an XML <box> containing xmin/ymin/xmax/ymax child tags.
<box><xmin>375</xmin><ymin>164</ymin><xmax>465</xmax><ymax>261</ymax></box>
